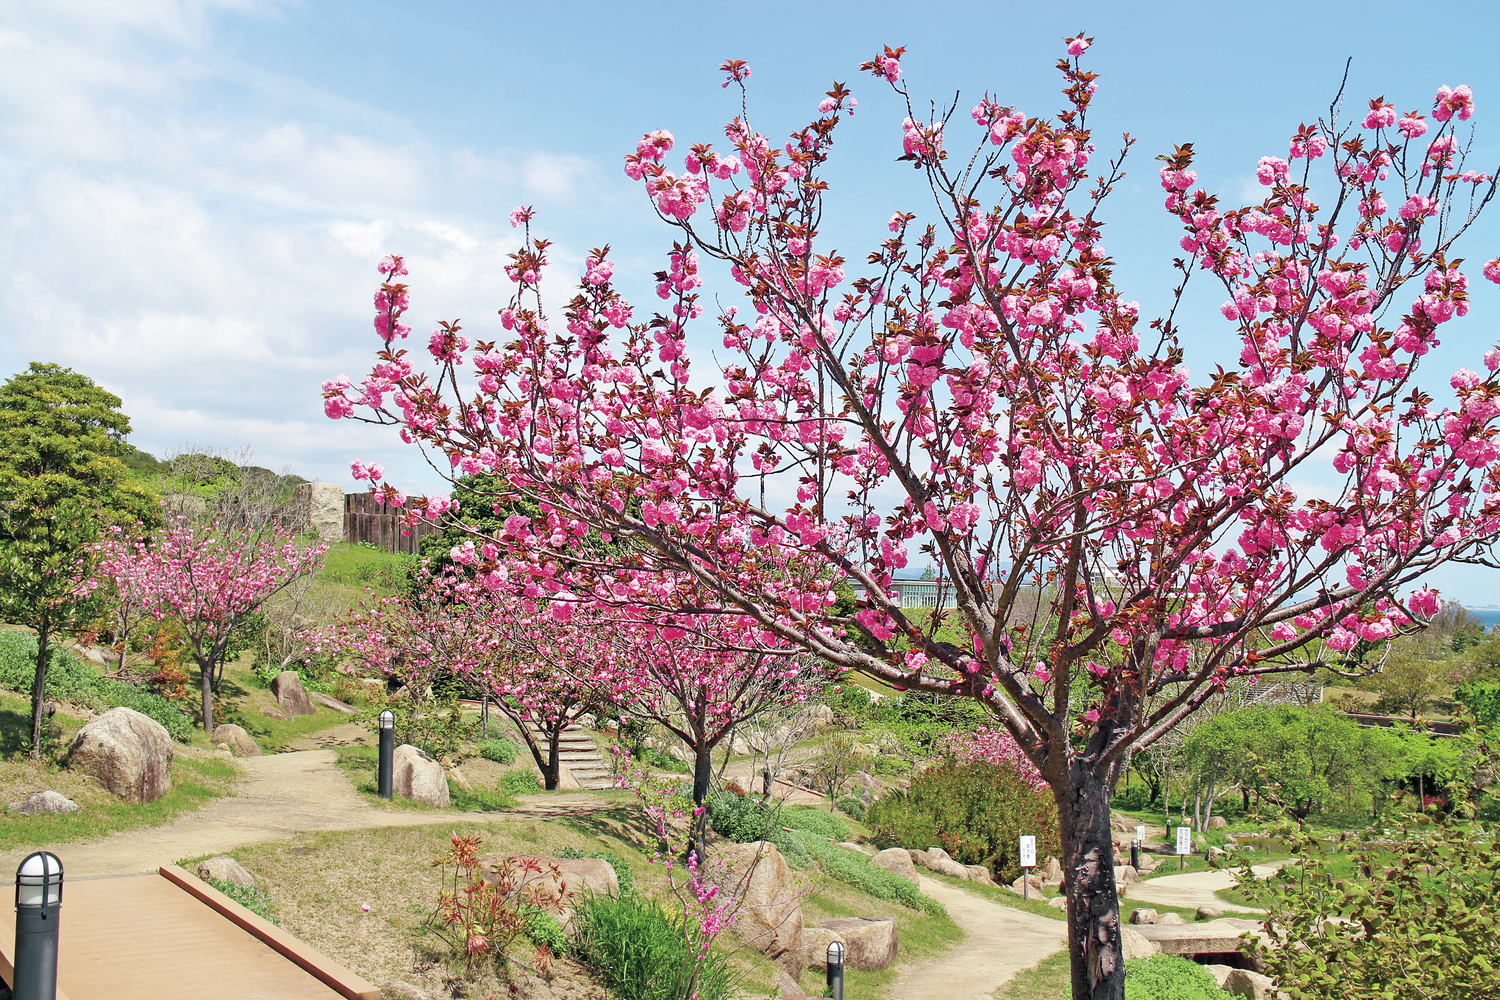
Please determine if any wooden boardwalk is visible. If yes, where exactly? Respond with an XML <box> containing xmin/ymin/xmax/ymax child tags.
<box><xmin>0</xmin><ymin>866</ymin><xmax>378</xmax><ymax>1000</ymax></box>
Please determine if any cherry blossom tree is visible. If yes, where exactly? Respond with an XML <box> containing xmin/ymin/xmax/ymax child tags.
<box><xmin>93</xmin><ymin>514</ymin><xmax>327</xmax><ymax>734</ymax></box>
<box><xmin>329</xmin><ymin>36</ymin><xmax>1500</xmax><ymax>1000</ymax></box>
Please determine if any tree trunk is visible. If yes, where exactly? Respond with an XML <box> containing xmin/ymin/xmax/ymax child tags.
<box><xmin>1057</xmin><ymin>770</ymin><xmax>1126</xmax><ymax>1000</ymax></box>
<box><xmin>199</xmin><ymin>654</ymin><xmax>216</xmax><ymax>737</ymax></box>
<box><xmin>542</xmin><ymin>729</ymin><xmax>561</xmax><ymax>790</ymax></box>
<box><xmin>690</xmin><ymin>741</ymin><xmax>713</xmax><ymax>862</ymax></box>
<box><xmin>29</xmin><ymin>609</ymin><xmax>51</xmax><ymax>760</ymax></box>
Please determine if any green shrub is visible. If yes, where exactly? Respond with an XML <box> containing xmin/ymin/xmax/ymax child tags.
<box><xmin>500</xmin><ymin>769</ymin><xmax>542</xmax><ymax>795</ymax></box>
<box><xmin>1123</xmin><ymin>954</ymin><xmax>1230</xmax><ymax>999</ymax></box>
<box><xmin>787</xmin><ymin>831</ymin><xmax>945</xmax><ymax>917</ymax></box>
<box><xmin>783</xmin><ymin>807</ymin><xmax>849</xmax><ymax>841</ymax></box>
<box><xmin>835</xmin><ymin>795</ymin><xmax>867</xmax><ymax>822</ymax></box>
<box><xmin>573</xmin><ymin>892</ymin><xmax>738</xmax><ymax>1000</ymax></box>
<box><xmin>0</xmin><ymin>631</ymin><xmax>194</xmax><ymax>742</ymax></box>
<box><xmin>867</xmin><ymin>758</ymin><xmax>1059</xmax><ymax>884</ymax></box>
<box><xmin>557</xmin><ymin>846</ymin><xmax>637</xmax><ymax>896</ymax></box>
<box><xmin>206</xmin><ymin>877</ymin><xmax>278</xmax><ymax>926</ymax></box>
<box><xmin>477</xmin><ymin>737</ymin><xmax>517</xmax><ymax>765</ymax></box>
<box><xmin>707</xmin><ymin>789</ymin><xmax>777</xmax><ymax>843</ymax></box>
<box><xmin>523</xmin><ymin>906</ymin><xmax>569</xmax><ymax>955</ymax></box>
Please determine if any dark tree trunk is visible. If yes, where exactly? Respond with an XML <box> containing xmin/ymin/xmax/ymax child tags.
<box><xmin>29</xmin><ymin>609</ymin><xmax>51</xmax><ymax>760</ymax></box>
<box><xmin>689</xmin><ymin>741</ymin><xmax>713</xmax><ymax>862</ymax></box>
<box><xmin>1057</xmin><ymin>768</ymin><xmax>1125</xmax><ymax>1000</ymax></box>
<box><xmin>542</xmin><ymin>729</ymin><xmax>561</xmax><ymax>790</ymax></box>
<box><xmin>198</xmin><ymin>654</ymin><xmax>216</xmax><ymax>737</ymax></box>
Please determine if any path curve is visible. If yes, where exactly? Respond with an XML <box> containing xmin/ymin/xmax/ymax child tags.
<box><xmin>890</xmin><ymin>876</ymin><xmax>1068</xmax><ymax>1000</ymax></box>
<box><xmin>2</xmin><ymin>748</ymin><xmax>620</xmax><ymax>879</ymax></box>
<box><xmin>1123</xmin><ymin>860</ymin><xmax>1293</xmax><ymax>912</ymax></box>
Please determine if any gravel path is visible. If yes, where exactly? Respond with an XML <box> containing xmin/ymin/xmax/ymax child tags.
<box><xmin>1122</xmin><ymin>860</ymin><xmax>1294</xmax><ymax>912</ymax></box>
<box><xmin>890</xmin><ymin>876</ymin><xmax>1068</xmax><ymax>1000</ymax></box>
<box><xmin>1</xmin><ymin>747</ymin><xmax>619</xmax><ymax>878</ymax></box>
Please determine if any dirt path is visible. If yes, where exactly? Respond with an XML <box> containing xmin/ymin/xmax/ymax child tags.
<box><xmin>1</xmin><ymin>748</ymin><xmax>620</xmax><ymax>878</ymax></box>
<box><xmin>1123</xmin><ymin>860</ymin><xmax>1293</xmax><ymax>912</ymax></box>
<box><xmin>890</xmin><ymin>876</ymin><xmax>1068</xmax><ymax>1000</ymax></box>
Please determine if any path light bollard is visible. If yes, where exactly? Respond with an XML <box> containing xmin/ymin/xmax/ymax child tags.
<box><xmin>14</xmin><ymin>851</ymin><xmax>63</xmax><ymax>1000</ymax></box>
<box><xmin>378</xmin><ymin>709</ymin><xmax>395</xmax><ymax>800</ymax></box>
<box><xmin>1130</xmin><ymin>839</ymin><xmax>1140</xmax><ymax>871</ymax></box>
<box><xmin>763</xmin><ymin>766</ymin><xmax>773</xmax><ymax>799</ymax></box>
<box><xmin>826</xmin><ymin>939</ymin><xmax>845</xmax><ymax>1000</ymax></box>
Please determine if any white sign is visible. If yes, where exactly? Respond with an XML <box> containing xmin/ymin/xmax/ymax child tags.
<box><xmin>1019</xmin><ymin>835</ymin><xmax>1037</xmax><ymax>868</ymax></box>
<box><xmin>1135</xmin><ymin>825</ymin><xmax>1146</xmax><ymax>844</ymax></box>
<box><xmin>1176</xmin><ymin>826</ymin><xmax>1192</xmax><ymax>856</ymax></box>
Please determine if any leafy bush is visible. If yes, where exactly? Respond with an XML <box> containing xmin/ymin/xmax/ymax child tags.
<box><xmin>500</xmin><ymin>769</ymin><xmax>542</xmax><ymax>795</ymax></box>
<box><xmin>835</xmin><ymin>795</ymin><xmax>867</xmax><ymax>822</ymax></box>
<box><xmin>477</xmin><ymin>737</ymin><xmax>517</xmax><ymax>765</ymax></box>
<box><xmin>557</xmin><ymin>846</ymin><xmax>637</xmax><ymax>896</ymax></box>
<box><xmin>523</xmin><ymin>906</ymin><xmax>569</xmax><ymax>955</ymax></box>
<box><xmin>1123</xmin><ymin>954</ymin><xmax>1230</xmax><ymax>999</ymax></box>
<box><xmin>0</xmin><ymin>631</ymin><xmax>193</xmax><ymax>741</ymax></box>
<box><xmin>867</xmin><ymin>758</ymin><xmax>1059</xmax><ymax>884</ymax></box>
<box><xmin>783</xmin><ymin>807</ymin><xmax>849</xmax><ymax>842</ymax></box>
<box><xmin>572</xmin><ymin>892</ymin><xmax>738</xmax><ymax>1000</ymax></box>
<box><xmin>206</xmin><ymin>877</ymin><xmax>278</xmax><ymax>926</ymax></box>
<box><xmin>787</xmin><ymin>831</ymin><xmax>945</xmax><ymax>916</ymax></box>
<box><xmin>706</xmin><ymin>790</ymin><xmax>777</xmax><ymax>843</ymax></box>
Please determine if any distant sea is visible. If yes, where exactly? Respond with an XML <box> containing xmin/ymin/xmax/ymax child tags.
<box><xmin>1465</xmin><ymin>606</ymin><xmax>1500</xmax><ymax>629</ymax></box>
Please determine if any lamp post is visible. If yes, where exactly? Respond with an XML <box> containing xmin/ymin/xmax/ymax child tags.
<box><xmin>378</xmin><ymin>709</ymin><xmax>395</xmax><ymax>799</ymax></box>
<box><xmin>826</xmin><ymin>939</ymin><xmax>845</xmax><ymax>1000</ymax></box>
<box><xmin>13</xmin><ymin>851</ymin><xmax>63</xmax><ymax>1000</ymax></box>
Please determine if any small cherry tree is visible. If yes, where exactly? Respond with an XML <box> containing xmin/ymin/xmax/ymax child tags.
<box><xmin>94</xmin><ymin>514</ymin><xmax>326</xmax><ymax>734</ymax></box>
<box><xmin>330</xmin><ymin>37</ymin><xmax>1500</xmax><ymax>1000</ymax></box>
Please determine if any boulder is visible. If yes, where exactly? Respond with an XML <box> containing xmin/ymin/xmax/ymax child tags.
<box><xmin>294</xmin><ymin>482</ymin><xmax>345</xmax><ymax>542</ymax></box>
<box><xmin>392</xmin><ymin>745</ymin><xmax>450</xmax><ymax>807</ymax></box>
<box><xmin>1121</xmin><ymin>926</ymin><xmax>1160</xmax><ymax>960</ymax></box>
<box><xmin>198</xmin><ymin>856</ymin><xmax>256</xmax><ymax>887</ymax></box>
<box><xmin>1137</xmin><ymin>853</ymin><xmax>1159</xmax><ymax>872</ymax></box>
<box><xmin>65</xmin><ymin>707</ymin><xmax>173</xmax><ymax>804</ymax></box>
<box><xmin>838</xmin><ymin>841</ymin><xmax>874</xmax><ymax>856</ymax></box>
<box><xmin>502</xmin><ymin>856</ymin><xmax>617</xmax><ymax>908</ymax></box>
<box><xmin>801</xmin><ymin>704</ymin><xmax>835</xmax><ymax>728</ymax></box>
<box><xmin>921</xmin><ymin>847</ymin><xmax>970</xmax><ymax>879</ymax></box>
<box><xmin>1042</xmin><ymin>856</ymin><xmax>1063</xmax><ymax>883</ymax></box>
<box><xmin>270</xmin><ymin>671</ymin><xmax>316</xmax><ymax>716</ymax></box>
<box><xmin>310</xmin><ymin>691</ymin><xmax>359</xmax><ymax>714</ymax></box>
<box><xmin>870</xmin><ymin>848</ymin><xmax>919</xmax><ymax>884</ymax></box>
<box><xmin>1207</xmin><ymin>816</ymin><xmax>1229</xmax><ymax>830</ymax></box>
<box><xmin>907</xmin><ymin>848</ymin><xmax>932</xmax><ymax>867</ymax></box>
<box><xmin>261</xmin><ymin>706</ymin><xmax>292</xmax><ymax>721</ymax></box>
<box><xmin>775</xmin><ymin>969</ymin><xmax>809</xmax><ymax>1000</ymax></box>
<box><xmin>819</xmin><ymin>917</ymin><xmax>898</xmax><ymax>971</ymax></box>
<box><xmin>1157</xmin><ymin>912</ymin><xmax>1186</xmax><ymax>925</ymax></box>
<box><xmin>1009</xmin><ymin>872</ymin><xmax>1044</xmax><ymax>894</ymax></box>
<box><xmin>1130</xmin><ymin>908</ymin><xmax>1159</xmax><ymax>925</ymax></box>
<box><xmin>1224</xmin><ymin>969</ymin><xmax>1277</xmax><ymax>1000</ymax></box>
<box><xmin>8</xmin><ymin>791</ymin><xmax>80</xmax><ymax>815</ymax></box>
<box><xmin>797</xmin><ymin>925</ymin><xmax>844</xmax><ymax>971</ymax></box>
<box><xmin>1205</xmin><ymin>965</ymin><xmax>1236</xmax><ymax>989</ymax></box>
<box><xmin>211</xmin><ymin>723</ymin><xmax>262</xmax><ymax>757</ymax></box>
<box><xmin>1047</xmin><ymin>895</ymin><xmax>1068</xmax><ymax>910</ymax></box>
<box><xmin>711</xmin><ymin>842</ymin><xmax>803</xmax><ymax>958</ymax></box>
<box><xmin>1196</xmin><ymin>905</ymin><xmax>1225</xmax><ymax>921</ymax></box>
<box><xmin>1114</xmin><ymin>864</ymin><xmax>1138</xmax><ymax>885</ymax></box>
<box><xmin>964</xmin><ymin>864</ymin><xmax>995</xmax><ymax>885</ymax></box>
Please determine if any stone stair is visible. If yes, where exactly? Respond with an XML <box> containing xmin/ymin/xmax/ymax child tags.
<box><xmin>525</xmin><ymin>722</ymin><xmax>615</xmax><ymax>791</ymax></box>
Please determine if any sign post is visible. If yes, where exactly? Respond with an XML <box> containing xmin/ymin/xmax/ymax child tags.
<box><xmin>1019</xmin><ymin>835</ymin><xmax>1036</xmax><ymax>899</ymax></box>
<box><xmin>1176</xmin><ymin>825</ymin><xmax>1191</xmax><ymax>870</ymax></box>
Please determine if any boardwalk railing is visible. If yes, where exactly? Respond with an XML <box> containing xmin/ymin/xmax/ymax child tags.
<box><xmin>343</xmin><ymin>492</ymin><xmax>442</xmax><ymax>554</ymax></box>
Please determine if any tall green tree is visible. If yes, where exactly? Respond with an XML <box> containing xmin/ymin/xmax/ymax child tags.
<box><xmin>0</xmin><ymin>363</ymin><xmax>158</xmax><ymax>757</ymax></box>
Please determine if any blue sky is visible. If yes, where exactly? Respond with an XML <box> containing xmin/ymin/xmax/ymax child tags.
<box><xmin>4</xmin><ymin>1</ymin><xmax>1500</xmax><ymax>598</ymax></box>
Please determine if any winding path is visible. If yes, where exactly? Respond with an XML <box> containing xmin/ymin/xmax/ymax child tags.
<box><xmin>890</xmin><ymin>876</ymin><xmax>1068</xmax><ymax>1000</ymax></box>
<box><xmin>1123</xmin><ymin>860</ymin><xmax>1294</xmax><ymax>912</ymax></box>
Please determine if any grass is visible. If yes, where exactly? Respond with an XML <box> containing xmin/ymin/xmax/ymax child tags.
<box><xmin>994</xmin><ymin>949</ymin><xmax>1071</xmax><ymax>1000</ymax></box>
<box><xmin>0</xmin><ymin>690</ymin><xmax>239</xmax><ymax>851</ymax></box>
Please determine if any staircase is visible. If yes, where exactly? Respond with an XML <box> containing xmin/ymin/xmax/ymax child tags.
<box><xmin>525</xmin><ymin>723</ymin><xmax>615</xmax><ymax>791</ymax></box>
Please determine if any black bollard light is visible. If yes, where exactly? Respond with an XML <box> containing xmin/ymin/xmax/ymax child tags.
<box><xmin>378</xmin><ymin>709</ymin><xmax>395</xmax><ymax>800</ymax></box>
<box><xmin>14</xmin><ymin>851</ymin><xmax>63</xmax><ymax>1000</ymax></box>
<box><xmin>826</xmin><ymin>939</ymin><xmax>845</xmax><ymax>1000</ymax></box>
<box><xmin>763</xmin><ymin>766</ymin><xmax>773</xmax><ymax>798</ymax></box>
<box><xmin>1131</xmin><ymin>839</ymin><xmax>1140</xmax><ymax>871</ymax></box>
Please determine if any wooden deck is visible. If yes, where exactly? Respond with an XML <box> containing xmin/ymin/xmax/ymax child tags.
<box><xmin>0</xmin><ymin>867</ymin><xmax>378</xmax><ymax>1000</ymax></box>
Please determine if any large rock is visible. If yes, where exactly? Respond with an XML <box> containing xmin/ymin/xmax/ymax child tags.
<box><xmin>870</xmin><ymin>848</ymin><xmax>919</xmax><ymax>884</ymax></box>
<box><xmin>1130</xmin><ymin>908</ymin><xmax>1159</xmax><ymax>925</ymax></box>
<box><xmin>1207</xmin><ymin>816</ymin><xmax>1229</xmax><ymax>830</ymax></box>
<box><xmin>711</xmin><ymin>841</ymin><xmax>803</xmax><ymax>958</ymax></box>
<box><xmin>820</xmin><ymin>917</ymin><xmax>898</xmax><ymax>971</ymax></box>
<box><xmin>797</xmin><ymin>926</ymin><xmax>844</xmax><ymax>972</ymax></box>
<box><xmin>1197</xmin><ymin>905</ymin><xmax>1224</xmax><ymax>921</ymax></box>
<box><xmin>1137</xmin><ymin>852</ymin><xmax>1159</xmax><ymax>872</ymax></box>
<box><xmin>392</xmin><ymin>745</ymin><xmax>450</xmax><ymax>807</ymax></box>
<box><xmin>1114</xmin><ymin>864</ymin><xmax>1138</xmax><ymax>885</ymax></box>
<box><xmin>270</xmin><ymin>671</ymin><xmax>316</xmax><ymax>716</ymax></box>
<box><xmin>310</xmin><ymin>691</ymin><xmax>359</xmax><ymax>714</ymax></box>
<box><xmin>920</xmin><ymin>847</ymin><xmax>971</xmax><ymax>879</ymax></box>
<box><xmin>1205</xmin><ymin>965</ymin><xmax>1236</xmax><ymax>989</ymax></box>
<box><xmin>65</xmin><ymin>707</ymin><xmax>173</xmax><ymax>803</ymax></box>
<box><xmin>295</xmin><ymin>482</ymin><xmax>345</xmax><ymax>542</ymax></box>
<box><xmin>493</xmin><ymin>856</ymin><xmax>618</xmax><ymax>909</ymax></box>
<box><xmin>964</xmin><ymin>864</ymin><xmax>995</xmax><ymax>885</ymax></box>
<box><xmin>8</xmin><ymin>791</ymin><xmax>80</xmax><ymax>815</ymax></box>
<box><xmin>1157</xmin><ymin>912</ymin><xmax>1186</xmax><ymax>925</ymax></box>
<box><xmin>211</xmin><ymin>723</ymin><xmax>262</xmax><ymax>757</ymax></box>
<box><xmin>1042</xmin><ymin>856</ymin><xmax>1063</xmax><ymax>883</ymax></box>
<box><xmin>1223</xmin><ymin>969</ymin><xmax>1277</xmax><ymax>999</ymax></box>
<box><xmin>198</xmin><ymin>856</ymin><xmax>256</xmax><ymax>887</ymax></box>
<box><xmin>838</xmin><ymin>841</ymin><xmax>874</xmax><ymax>856</ymax></box>
<box><xmin>1121</xmin><ymin>926</ymin><xmax>1160</xmax><ymax>960</ymax></box>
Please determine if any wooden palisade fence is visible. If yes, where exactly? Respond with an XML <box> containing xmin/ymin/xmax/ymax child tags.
<box><xmin>343</xmin><ymin>491</ymin><xmax>441</xmax><ymax>554</ymax></box>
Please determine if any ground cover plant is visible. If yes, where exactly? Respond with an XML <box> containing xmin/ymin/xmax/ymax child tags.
<box><xmin>327</xmin><ymin>31</ymin><xmax>1500</xmax><ymax>998</ymax></box>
